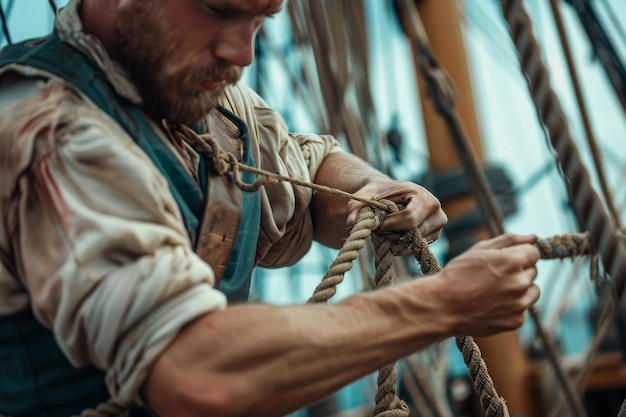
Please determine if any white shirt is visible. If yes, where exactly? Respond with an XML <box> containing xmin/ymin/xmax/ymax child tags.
<box><xmin>0</xmin><ymin>0</ymin><xmax>341</xmax><ymax>406</ymax></box>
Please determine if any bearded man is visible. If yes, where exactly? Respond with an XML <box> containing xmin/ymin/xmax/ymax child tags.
<box><xmin>0</xmin><ymin>1</ymin><xmax>541</xmax><ymax>416</ymax></box>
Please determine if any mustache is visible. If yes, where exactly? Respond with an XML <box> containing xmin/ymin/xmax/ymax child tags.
<box><xmin>176</xmin><ymin>64</ymin><xmax>243</xmax><ymax>91</ymax></box>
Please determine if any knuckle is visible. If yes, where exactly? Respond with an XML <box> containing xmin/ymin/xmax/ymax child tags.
<box><xmin>427</xmin><ymin>197</ymin><xmax>442</xmax><ymax>212</ymax></box>
<box><xmin>502</xmin><ymin>233</ymin><xmax>517</xmax><ymax>242</ymax></box>
<box><xmin>404</xmin><ymin>215</ymin><xmax>420</xmax><ymax>229</ymax></box>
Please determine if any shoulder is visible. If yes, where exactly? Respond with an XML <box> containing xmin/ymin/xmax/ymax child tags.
<box><xmin>0</xmin><ymin>70</ymin><xmax>148</xmax><ymax>199</ymax></box>
<box><xmin>218</xmin><ymin>84</ymin><xmax>281</xmax><ymax>124</ymax></box>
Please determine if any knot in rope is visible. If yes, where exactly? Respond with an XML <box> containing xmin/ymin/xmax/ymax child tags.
<box><xmin>174</xmin><ymin>125</ymin><xmax>233</xmax><ymax>176</ymax></box>
<box><xmin>368</xmin><ymin>201</ymin><xmax>417</xmax><ymax>258</ymax></box>
<box><xmin>173</xmin><ymin>124</ymin><xmax>392</xmax><ymax>209</ymax></box>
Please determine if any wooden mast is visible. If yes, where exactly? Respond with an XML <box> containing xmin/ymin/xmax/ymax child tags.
<box><xmin>401</xmin><ymin>1</ymin><xmax>537</xmax><ymax>415</ymax></box>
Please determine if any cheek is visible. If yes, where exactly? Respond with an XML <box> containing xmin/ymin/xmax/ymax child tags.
<box><xmin>160</xmin><ymin>49</ymin><xmax>201</xmax><ymax>78</ymax></box>
<box><xmin>160</xmin><ymin>36</ymin><xmax>214</xmax><ymax>75</ymax></box>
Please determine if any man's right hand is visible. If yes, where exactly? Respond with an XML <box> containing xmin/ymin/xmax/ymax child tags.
<box><xmin>143</xmin><ymin>233</ymin><xmax>541</xmax><ymax>417</ymax></box>
<box><xmin>431</xmin><ymin>233</ymin><xmax>541</xmax><ymax>337</ymax></box>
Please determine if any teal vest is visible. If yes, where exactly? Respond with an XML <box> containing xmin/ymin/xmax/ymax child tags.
<box><xmin>0</xmin><ymin>31</ymin><xmax>260</xmax><ymax>416</ymax></box>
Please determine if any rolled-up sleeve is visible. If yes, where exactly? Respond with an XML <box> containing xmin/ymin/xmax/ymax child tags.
<box><xmin>219</xmin><ymin>85</ymin><xmax>343</xmax><ymax>268</ymax></box>
<box><xmin>2</xmin><ymin>81</ymin><xmax>226</xmax><ymax>404</ymax></box>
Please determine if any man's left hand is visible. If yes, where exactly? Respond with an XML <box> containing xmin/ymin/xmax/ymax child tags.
<box><xmin>346</xmin><ymin>180</ymin><xmax>447</xmax><ymax>243</ymax></box>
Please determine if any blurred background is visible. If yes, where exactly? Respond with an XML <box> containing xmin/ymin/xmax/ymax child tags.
<box><xmin>2</xmin><ymin>0</ymin><xmax>625</xmax><ymax>416</ymax></box>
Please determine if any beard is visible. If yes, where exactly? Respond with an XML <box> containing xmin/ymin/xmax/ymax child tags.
<box><xmin>115</xmin><ymin>2</ymin><xmax>242</xmax><ymax>125</ymax></box>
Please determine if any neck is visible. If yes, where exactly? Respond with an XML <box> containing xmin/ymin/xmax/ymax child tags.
<box><xmin>79</xmin><ymin>0</ymin><xmax>120</xmax><ymax>59</ymax></box>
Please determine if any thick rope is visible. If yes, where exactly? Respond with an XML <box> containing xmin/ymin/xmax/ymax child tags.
<box><xmin>308</xmin><ymin>202</ymin><xmax>508</xmax><ymax>417</ymax></box>
<box><xmin>536</xmin><ymin>233</ymin><xmax>589</xmax><ymax>259</ymax></box>
<box><xmin>400</xmin><ymin>222</ymin><xmax>509</xmax><ymax>417</ymax></box>
<box><xmin>547</xmin><ymin>0</ymin><xmax>621</xmax><ymax>228</ymax></box>
<box><xmin>499</xmin><ymin>0</ymin><xmax>626</xmax><ymax>298</ymax></box>
<box><xmin>308</xmin><ymin>207</ymin><xmax>379</xmax><ymax>303</ymax></box>
<box><xmin>372</xmin><ymin>203</ymin><xmax>410</xmax><ymax>417</ymax></box>
<box><xmin>393</xmin><ymin>4</ymin><xmax>586</xmax><ymax>415</ymax></box>
<box><xmin>500</xmin><ymin>2</ymin><xmax>626</xmax><ymax>416</ymax></box>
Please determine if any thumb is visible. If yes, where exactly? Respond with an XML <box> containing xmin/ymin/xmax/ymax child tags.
<box><xmin>346</xmin><ymin>200</ymin><xmax>366</xmax><ymax>227</ymax></box>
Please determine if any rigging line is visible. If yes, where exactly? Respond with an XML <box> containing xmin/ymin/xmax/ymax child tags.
<box><xmin>48</xmin><ymin>0</ymin><xmax>57</xmax><ymax>14</ymax></box>
<box><xmin>549</xmin><ymin>0</ymin><xmax>622</xmax><ymax>228</ymax></box>
<box><xmin>514</xmin><ymin>159</ymin><xmax>556</xmax><ymax>195</ymax></box>
<box><xmin>598</xmin><ymin>0</ymin><xmax>626</xmax><ymax>56</ymax></box>
<box><xmin>548</xmin><ymin>290</ymin><xmax>617</xmax><ymax>417</ymax></box>
<box><xmin>256</xmin><ymin>33</ymin><xmax>327</xmax><ymax>131</ymax></box>
<box><xmin>567</xmin><ymin>0</ymin><xmax>626</xmax><ymax>115</ymax></box>
<box><xmin>540</xmin><ymin>257</ymin><xmax>584</xmax><ymax>331</ymax></box>
<box><xmin>384</xmin><ymin>0</ymin><xmax>401</xmax><ymax>127</ymax></box>
<box><xmin>0</xmin><ymin>1</ymin><xmax>12</xmax><ymax>45</ymax></box>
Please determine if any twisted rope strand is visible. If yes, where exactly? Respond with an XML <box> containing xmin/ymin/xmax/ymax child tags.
<box><xmin>308</xmin><ymin>208</ymin><xmax>379</xmax><ymax>303</ymax></box>
<box><xmin>500</xmin><ymin>0</ymin><xmax>626</xmax><ymax>297</ymax></box>
<box><xmin>372</xmin><ymin>203</ymin><xmax>410</xmax><ymax>417</ymax></box>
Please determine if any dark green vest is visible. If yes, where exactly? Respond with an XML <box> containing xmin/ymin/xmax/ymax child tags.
<box><xmin>0</xmin><ymin>31</ymin><xmax>260</xmax><ymax>416</ymax></box>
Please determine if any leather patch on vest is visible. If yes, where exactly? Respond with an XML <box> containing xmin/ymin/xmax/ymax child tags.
<box><xmin>195</xmin><ymin>110</ymin><xmax>245</xmax><ymax>287</ymax></box>
<box><xmin>196</xmin><ymin>173</ymin><xmax>242</xmax><ymax>287</ymax></box>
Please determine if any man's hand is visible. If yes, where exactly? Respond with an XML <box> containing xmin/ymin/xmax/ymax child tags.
<box><xmin>433</xmin><ymin>233</ymin><xmax>541</xmax><ymax>336</ymax></box>
<box><xmin>346</xmin><ymin>180</ymin><xmax>448</xmax><ymax>243</ymax></box>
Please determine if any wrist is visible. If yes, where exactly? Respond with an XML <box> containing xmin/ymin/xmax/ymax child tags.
<box><xmin>420</xmin><ymin>274</ymin><xmax>457</xmax><ymax>336</ymax></box>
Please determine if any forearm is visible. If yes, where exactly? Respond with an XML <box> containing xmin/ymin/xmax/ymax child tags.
<box><xmin>311</xmin><ymin>152</ymin><xmax>390</xmax><ymax>247</ymax></box>
<box><xmin>143</xmin><ymin>276</ymin><xmax>450</xmax><ymax>417</ymax></box>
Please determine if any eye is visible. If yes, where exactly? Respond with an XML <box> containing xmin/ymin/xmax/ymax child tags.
<box><xmin>199</xmin><ymin>3</ymin><xmax>238</xmax><ymax>19</ymax></box>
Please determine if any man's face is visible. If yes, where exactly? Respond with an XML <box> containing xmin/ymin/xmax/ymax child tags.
<box><xmin>115</xmin><ymin>0</ymin><xmax>282</xmax><ymax>125</ymax></box>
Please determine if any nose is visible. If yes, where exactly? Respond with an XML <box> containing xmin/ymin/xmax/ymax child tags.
<box><xmin>214</xmin><ymin>21</ymin><xmax>258</xmax><ymax>67</ymax></box>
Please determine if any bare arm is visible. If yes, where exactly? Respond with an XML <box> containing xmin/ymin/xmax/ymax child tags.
<box><xmin>143</xmin><ymin>234</ymin><xmax>541</xmax><ymax>417</ymax></box>
<box><xmin>311</xmin><ymin>152</ymin><xmax>447</xmax><ymax>248</ymax></box>
<box><xmin>144</xmin><ymin>277</ymin><xmax>448</xmax><ymax>417</ymax></box>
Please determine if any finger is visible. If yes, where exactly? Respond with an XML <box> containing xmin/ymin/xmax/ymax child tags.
<box><xmin>421</xmin><ymin>210</ymin><xmax>447</xmax><ymax>241</ymax></box>
<box><xmin>501</xmin><ymin>244</ymin><xmax>540</xmax><ymax>270</ymax></box>
<box><xmin>519</xmin><ymin>283</ymin><xmax>541</xmax><ymax>308</ymax></box>
<box><xmin>346</xmin><ymin>204</ymin><xmax>363</xmax><ymax>227</ymax></box>
<box><xmin>379</xmin><ymin>194</ymin><xmax>444</xmax><ymax>232</ymax></box>
<box><xmin>379</xmin><ymin>209</ymin><xmax>424</xmax><ymax>231</ymax></box>
<box><xmin>474</xmin><ymin>233</ymin><xmax>538</xmax><ymax>250</ymax></box>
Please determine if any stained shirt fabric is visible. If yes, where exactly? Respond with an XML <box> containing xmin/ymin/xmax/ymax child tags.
<box><xmin>0</xmin><ymin>0</ymin><xmax>341</xmax><ymax>407</ymax></box>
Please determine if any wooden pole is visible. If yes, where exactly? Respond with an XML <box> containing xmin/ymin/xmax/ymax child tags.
<box><xmin>407</xmin><ymin>1</ymin><xmax>537</xmax><ymax>415</ymax></box>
